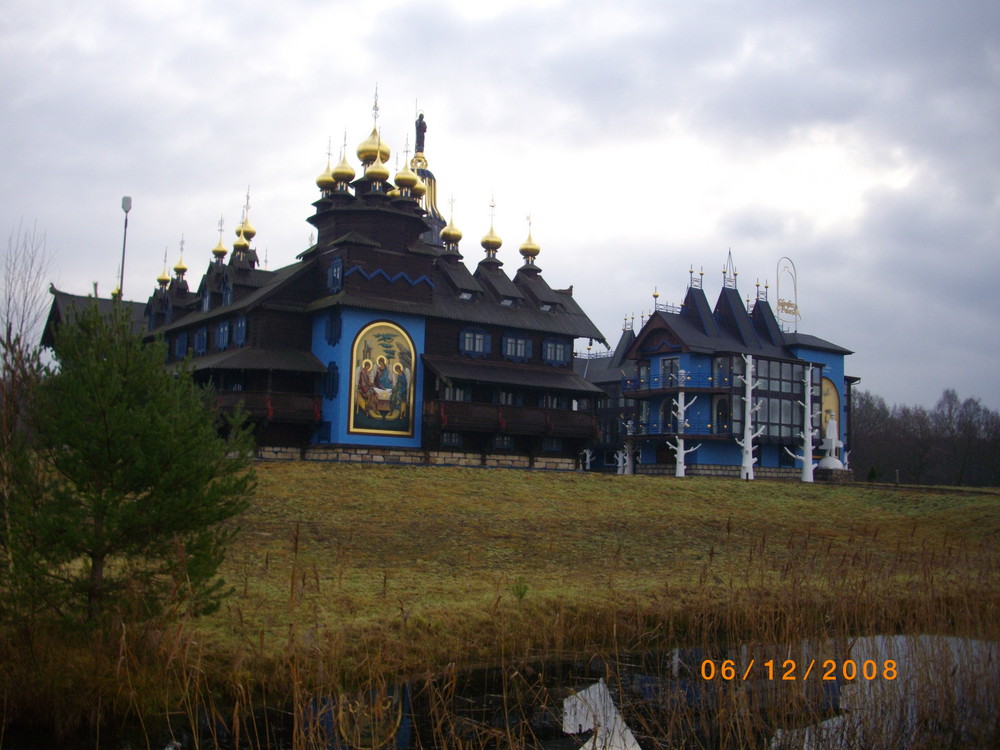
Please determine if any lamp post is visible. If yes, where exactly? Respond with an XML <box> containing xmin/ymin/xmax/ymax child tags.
<box><xmin>119</xmin><ymin>196</ymin><xmax>132</xmax><ymax>299</ymax></box>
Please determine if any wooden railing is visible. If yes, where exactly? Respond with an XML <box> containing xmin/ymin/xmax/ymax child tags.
<box><xmin>425</xmin><ymin>400</ymin><xmax>597</xmax><ymax>439</ymax></box>
<box><xmin>215</xmin><ymin>391</ymin><xmax>321</xmax><ymax>423</ymax></box>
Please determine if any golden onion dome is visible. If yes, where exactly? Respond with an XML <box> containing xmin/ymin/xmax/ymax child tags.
<box><xmin>356</xmin><ymin>127</ymin><xmax>390</xmax><ymax>165</ymax></box>
<box><xmin>317</xmin><ymin>158</ymin><xmax>336</xmax><ymax>190</ymax></box>
<box><xmin>519</xmin><ymin>230</ymin><xmax>540</xmax><ymax>259</ymax></box>
<box><xmin>157</xmin><ymin>265</ymin><xmax>171</xmax><ymax>286</ymax></box>
<box><xmin>387</xmin><ymin>187</ymin><xmax>401</xmax><ymax>198</ymax></box>
<box><xmin>365</xmin><ymin>153</ymin><xmax>390</xmax><ymax>182</ymax></box>
<box><xmin>481</xmin><ymin>225</ymin><xmax>502</xmax><ymax>252</ymax></box>
<box><xmin>233</xmin><ymin>229</ymin><xmax>250</xmax><ymax>252</ymax></box>
<box><xmin>413</xmin><ymin>174</ymin><xmax>427</xmax><ymax>198</ymax></box>
<box><xmin>238</xmin><ymin>216</ymin><xmax>256</xmax><ymax>242</ymax></box>
<box><xmin>332</xmin><ymin>153</ymin><xmax>356</xmax><ymax>183</ymax></box>
<box><xmin>211</xmin><ymin>236</ymin><xmax>228</xmax><ymax>259</ymax></box>
<box><xmin>394</xmin><ymin>161</ymin><xmax>418</xmax><ymax>189</ymax></box>
<box><xmin>441</xmin><ymin>217</ymin><xmax>463</xmax><ymax>245</ymax></box>
<box><xmin>174</xmin><ymin>254</ymin><xmax>188</xmax><ymax>274</ymax></box>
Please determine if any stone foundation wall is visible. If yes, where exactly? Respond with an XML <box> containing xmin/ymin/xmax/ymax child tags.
<box><xmin>256</xmin><ymin>446</ymin><xmax>849</xmax><ymax>480</ymax></box>
<box><xmin>256</xmin><ymin>445</ymin><xmax>578</xmax><ymax>471</ymax></box>
<box><xmin>637</xmin><ymin>463</ymin><xmax>854</xmax><ymax>481</ymax></box>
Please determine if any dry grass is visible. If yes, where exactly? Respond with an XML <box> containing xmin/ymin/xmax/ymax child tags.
<box><xmin>3</xmin><ymin>462</ymin><xmax>999</xmax><ymax>747</ymax></box>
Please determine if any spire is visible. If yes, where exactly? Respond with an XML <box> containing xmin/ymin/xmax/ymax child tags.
<box><xmin>212</xmin><ymin>216</ymin><xmax>227</xmax><ymax>262</ymax></box>
<box><xmin>440</xmin><ymin>194</ymin><xmax>463</xmax><ymax>251</ymax></box>
<box><xmin>237</xmin><ymin>187</ymin><xmax>256</xmax><ymax>242</ymax></box>
<box><xmin>723</xmin><ymin>249</ymin><xmax>738</xmax><ymax>289</ymax></box>
<box><xmin>480</xmin><ymin>196</ymin><xmax>502</xmax><ymax>260</ymax></box>
<box><xmin>317</xmin><ymin>136</ymin><xmax>336</xmax><ymax>192</ymax></box>
<box><xmin>156</xmin><ymin>246</ymin><xmax>170</xmax><ymax>287</ymax></box>
<box><xmin>174</xmin><ymin>235</ymin><xmax>188</xmax><ymax>277</ymax></box>
<box><xmin>518</xmin><ymin>213</ymin><xmax>540</xmax><ymax>267</ymax></box>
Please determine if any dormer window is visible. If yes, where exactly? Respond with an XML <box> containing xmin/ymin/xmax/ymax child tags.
<box><xmin>221</xmin><ymin>278</ymin><xmax>232</xmax><ymax>306</ymax></box>
<box><xmin>540</xmin><ymin>303</ymin><xmax>552</xmax><ymax>312</ymax></box>
<box><xmin>501</xmin><ymin>298</ymin><xmax>514</xmax><ymax>307</ymax></box>
<box><xmin>459</xmin><ymin>291</ymin><xmax>473</xmax><ymax>301</ymax></box>
<box><xmin>201</xmin><ymin>288</ymin><xmax>211</xmax><ymax>312</ymax></box>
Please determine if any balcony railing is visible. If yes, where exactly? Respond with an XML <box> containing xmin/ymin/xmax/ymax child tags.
<box><xmin>216</xmin><ymin>390</ymin><xmax>321</xmax><ymax>423</ymax></box>
<box><xmin>425</xmin><ymin>400</ymin><xmax>597</xmax><ymax>439</ymax></box>
<box><xmin>622</xmin><ymin>372</ymin><xmax>735</xmax><ymax>393</ymax></box>
<box><xmin>634</xmin><ymin>417</ymin><xmax>736</xmax><ymax>437</ymax></box>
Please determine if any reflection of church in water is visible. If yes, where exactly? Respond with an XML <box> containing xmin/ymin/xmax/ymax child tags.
<box><xmin>134</xmin><ymin>110</ymin><xmax>608</xmax><ymax>468</ymax></box>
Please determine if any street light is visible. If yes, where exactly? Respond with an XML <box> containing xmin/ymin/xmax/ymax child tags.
<box><xmin>119</xmin><ymin>196</ymin><xmax>132</xmax><ymax>299</ymax></box>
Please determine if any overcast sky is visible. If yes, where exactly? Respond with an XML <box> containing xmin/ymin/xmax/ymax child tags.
<box><xmin>3</xmin><ymin>0</ymin><xmax>998</xmax><ymax>409</ymax></box>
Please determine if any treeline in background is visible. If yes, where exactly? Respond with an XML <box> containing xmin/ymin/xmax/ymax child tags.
<box><xmin>851</xmin><ymin>389</ymin><xmax>1000</xmax><ymax>487</ymax></box>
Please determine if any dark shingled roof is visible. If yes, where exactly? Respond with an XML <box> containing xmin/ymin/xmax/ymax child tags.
<box><xmin>42</xmin><ymin>286</ymin><xmax>147</xmax><ymax>347</ymax></box>
<box><xmin>184</xmin><ymin>347</ymin><xmax>327</xmax><ymax>373</ymax></box>
<box><xmin>423</xmin><ymin>354</ymin><xmax>604</xmax><ymax>394</ymax></box>
<box><xmin>152</xmin><ymin>260</ymin><xmax>310</xmax><ymax>335</ymax></box>
<box><xmin>624</xmin><ymin>287</ymin><xmax>848</xmax><ymax>362</ymax></box>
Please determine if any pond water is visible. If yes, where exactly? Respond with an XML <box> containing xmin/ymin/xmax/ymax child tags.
<box><xmin>8</xmin><ymin>635</ymin><xmax>997</xmax><ymax>749</ymax></box>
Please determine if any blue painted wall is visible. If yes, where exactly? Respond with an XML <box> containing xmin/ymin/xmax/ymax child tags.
<box><xmin>311</xmin><ymin>308</ymin><xmax>426</xmax><ymax>447</ymax></box>
<box><xmin>788</xmin><ymin>345</ymin><xmax>846</xmax><ymax>444</ymax></box>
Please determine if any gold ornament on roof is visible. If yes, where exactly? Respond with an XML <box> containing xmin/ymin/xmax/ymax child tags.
<box><xmin>356</xmin><ymin>127</ymin><xmax>390</xmax><ymax>165</ymax></box>
<box><xmin>365</xmin><ymin>152</ymin><xmax>390</xmax><ymax>182</ymax></box>
<box><xmin>333</xmin><ymin>152</ymin><xmax>356</xmax><ymax>183</ymax></box>
<box><xmin>519</xmin><ymin>215</ymin><xmax>540</xmax><ymax>260</ymax></box>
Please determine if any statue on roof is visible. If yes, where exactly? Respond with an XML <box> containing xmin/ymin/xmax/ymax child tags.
<box><xmin>415</xmin><ymin>112</ymin><xmax>427</xmax><ymax>153</ymax></box>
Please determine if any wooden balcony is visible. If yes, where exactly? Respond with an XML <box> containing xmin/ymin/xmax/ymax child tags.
<box><xmin>215</xmin><ymin>390</ymin><xmax>321</xmax><ymax>423</ymax></box>
<box><xmin>621</xmin><ymin>372</ymin><xmax>734</xmax><ymax>396</ymax></box>
<box><xmin>425</xmin><ymin>400</ymin><xmax>597</xmax><ymax>439</ymax></box>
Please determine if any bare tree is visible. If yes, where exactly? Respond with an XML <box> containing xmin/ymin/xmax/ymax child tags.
<box><xmin>0</xmin><ymin>221</ymin><xmax>51</xmax><ymax>579</ymax></box>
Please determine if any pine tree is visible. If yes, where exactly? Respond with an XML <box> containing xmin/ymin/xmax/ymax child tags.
<box><xmin>25</xmin><ymin>300</ymin><xmax>254</xmax><ymax>623</ymax></box>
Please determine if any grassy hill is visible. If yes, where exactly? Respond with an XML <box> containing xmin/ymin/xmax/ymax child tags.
<box><xmin>6</xmin><ymin>462</ymin><xmax>999</xmax><ymax>746</ymax></box>
<box><xmin>207</xmin><ymin>464</ymin><xmax>999</xmax><ymax>673</ymax></box>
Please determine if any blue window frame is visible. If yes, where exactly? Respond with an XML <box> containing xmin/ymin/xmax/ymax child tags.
<box><xmin>222</xmin><ymin>278</ymin><xmax>233</xmax><ymax>306</ymax></box>
<box><xmin>174</xmin><ymin>332</ymin><xmax>188</xmax><ymax>359</ymax></box>
<box><xmin>542</xmin><ymin>337</ymin><xmax>569</xmax><ymax>366</ymax></box>
<box><xmin>502</xmin><ymin>334</ymin><xmax>531</xmax><ymax>362</ymax></box>
<box><xmin>233</xmin><ymin>315</ymin><xmax>247</xmax><ymax>346</ymax></box>
<box><xmin>328</xmin><ymin>257</ymin><xmax>344</xmax><ymax>294</ymax></box>
<box><xmin>193</xmin><ymin>327</ymin><xmax>207</xmax><ymax>355</ymax></box>
<box><xmin>201</xmin><ymin>289</ymin><xmax>211</xmax><ymax>312</ymax></box>
<box><xmin>459</xmin><ymin>327</ymin><xmax>491</xmax><ymax>357</ymax></box>
<box><xmin>216</xmin><ymin>320</ymin><xmax>230</xmax><ymax>350</ymax></box>
<box><xmin>325</xmin><ymin>310</ymin><xmax>341</xmax><ymax>346</ymax></box>
<box><xmin>324</xmin><ymin>362</ymin><xmax>339</xmax><ymax>399</ymax></box>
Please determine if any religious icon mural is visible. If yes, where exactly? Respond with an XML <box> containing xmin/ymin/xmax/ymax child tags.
<box><xmin>349</xmin><ymin>321</ymin><xmax>415</xmax><ymax>436</ymax></box>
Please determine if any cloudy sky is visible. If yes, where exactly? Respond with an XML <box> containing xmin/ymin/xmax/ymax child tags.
<box><xmin>3</xmin><ymin>0</ymin><xmax>998</xmax><ymax>409</ymax></box>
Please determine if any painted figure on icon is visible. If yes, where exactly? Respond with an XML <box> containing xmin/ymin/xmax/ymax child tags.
<box><xmin>350</xmin><ymin>322</ymin><xmax>415</xmax><ymax>436</ymax></box>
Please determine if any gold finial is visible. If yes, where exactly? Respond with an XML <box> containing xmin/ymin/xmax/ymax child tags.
<box><xmin>157</xmin><ymin>247</ymin><xmax>170</xmax><ymax>286</ymax></box>
<box><xmin>653</xmin><ymin>286</ymin><xmax>659</xmax><ymax>300</ymax></box>
<box><xmin>394</xmin><ymin>136</ymin><xmax>418</xmax><ymax>190</ymax></box>
<box><xmin>441</xmin><ymin>195</ymin><xmax>463</xmax><ymax>245</ymax></box>
<box><xmin>519</xmin><ymin>213</ymin><xmax>540</xmax><ymax>261</ymax></box>
<box><xmin>317</xmin><ymin>136</ymin><xmax>335</xmax><ymax>190</ymax></box>
<box><xmin>481</xmin><ymin>196</ymin><xmax>502</xmax><ymax>254</ymax></box>
<box><xmin>174</xmin><ymin>235</ymin><xmax>188</xmax><ymax>275</ymax></box>
<box><xmin>236</xmin><ymin>188</ymin><xmax>256</xmax><ymax>241</ymax></box>
<box><xmin>212</xmin><ymin>216</ymin><xmax>227</xmax><ymax>260</ymax></box>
